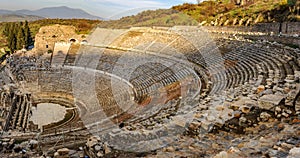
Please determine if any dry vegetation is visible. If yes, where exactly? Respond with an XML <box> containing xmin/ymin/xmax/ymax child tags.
<box><xmin>99</xmin><ymin>0</ymin><xmax>299</xmax><ymax>28</ymax></box>
<box><xmin>28</xmin><ymin>19</ymin><xmax>101</xmax><ymax>36</ymax></box>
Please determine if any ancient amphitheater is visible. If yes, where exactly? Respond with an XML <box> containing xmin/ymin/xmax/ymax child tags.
<box><xmin>0</xmin><ymin>24</ymin><xmax>300</xmax><ymax>157</ymax></box>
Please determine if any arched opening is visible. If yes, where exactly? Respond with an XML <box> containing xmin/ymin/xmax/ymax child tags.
<box><xmin>70</xmin><ymin>39</ymin><xmax>77</xmax><ymax>43</ymax></box>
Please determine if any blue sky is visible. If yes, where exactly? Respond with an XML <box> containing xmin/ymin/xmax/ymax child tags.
<box><xmin>0</xmin><ymin>0</ymin><xmax>199</xmax><ymax>19</ymax></box>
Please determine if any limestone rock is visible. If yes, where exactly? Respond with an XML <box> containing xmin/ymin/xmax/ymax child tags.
<box><xmin>257</xmin><ymin>85</ymin><xmax>265</xmax><ymax>94</ymax></box>
<box><xmin>57</xmin><ymin>148</ymin><xmax>70</xmax><ymax>156</ymax></box>
<box><xmin>164</xmin><ymin>146</ymin><xmax>175</xmax><ymax>152</ymax></box>
<box><xmin>172</xmin><ymin>116</ymin><xmax>186</xmax><ymax>127</ymax></box>
<box><xmin>97</xmin><ymin>152</ymin><xmax>104</xmax><ymax>157</ymax></box>
<box><xmin>258</xmin><ymin>94</ymin><xmax>285</xmax><ymax>110</ymax></box>
<box><xmin>214</xmin><ymin>151</ymin><xmax>228</xmax><ymax>158</ymax></box>
<box><xmin>232</xmin><ymin>18</ymin><xmax>238</xmax><ymax>25</ymax></box>
<box><xmin>287</xmin><ymin>147</ymin><xmax>300</xmax><ymax>158</ymax></box>
<box><xmin>103</xmin><ymin>143</ymin><xmax>111</xmax><ymax>154</ymax></box>
<box><xmin>245</xmin><ymin>18</ymin><xmax>252</xmax><ymax>26</ymax></box>
<box><xmin>54</xmin><ymin>152</ymin><xmax>60</xmax><ymax>158</ymax></box>
<box><xmin>294</xmin><ymin>71</ymin><xmax>300</xmax><ymax>78</ymax></box>
<box><xmin>223</xmin><ymin>20</ymin><xmax>230</xmax><ymax>26</ymax></box>
<box><xmin>189</xmin><ymin>121</ymin><xmax>201</xmax><ymax>131</ymax></box>
<box><xmin>260</xmin><ymin>112</ymin><xmax>271</xmax><ymax>122</ymax></box>
<box><xmin>94</xmin><ymin>145</ymin><xmax>102</xmax><ymax>151</ymax></box>
<box><xmin>285</xmin><ymin>84</ymin><xmax>300</xmax><ymax>106</ymax></box>
<box><xmin>86</xmin><ymin>136</ymin><xmax>100</xmax><ymax>148</ymax></box>
<box><xmin>254</xmin><ymin>13</ymin><xmax>263</xmax><ymax>24</ymax></box>
<box><xmin>239</xmin><ymin>19</ymin><xmax>244</xmax><ymax>26</ymax></box>
<box><xmin>240</xmin><ymin>105</ymin><xmax>252</xmax><ymax>114</ymax></box>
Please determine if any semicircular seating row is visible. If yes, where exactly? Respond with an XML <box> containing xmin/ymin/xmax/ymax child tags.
<box><xmin>208</xmin><ymin>42</ymin><xmax>300</xmax><ymax>94</ymax></box>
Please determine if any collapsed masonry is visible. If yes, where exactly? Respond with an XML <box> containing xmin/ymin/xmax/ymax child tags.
<box><xmin>0</xmin><ymin>89</ymin><xmax>33</xmax><ymax>132</ymax></box>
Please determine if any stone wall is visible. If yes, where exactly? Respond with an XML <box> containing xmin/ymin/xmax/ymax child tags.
<box><xmin>253</xmin><ymin>22</ymin><xmax>300</xmax><ymax>34</ymax></box>
<box><xmin>203</xmin><ymin>22</ymin><xmax>300</xmax><ymax>35</ymax></box>
<box><xmin>34</xmin><ymin>24</ymin><xmax>83</xmax><ymax>55</ymax></box>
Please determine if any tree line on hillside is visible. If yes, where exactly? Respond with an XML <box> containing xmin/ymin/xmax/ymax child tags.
<box><xmin>3</xmin><ymin>21</ymin><xmax>32</xmax><ymax>53</ymax></box>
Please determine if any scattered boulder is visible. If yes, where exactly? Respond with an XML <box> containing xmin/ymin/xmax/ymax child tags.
<box><xmin>94</xmin><ymin>145</ymin><xmax>102</xmax><ymax>151</ymax></box>
<box><xmin>258</xmin><ymin>94</ymin><xmax>285</xmax><ymax>110</ymax></box>
<box><xmin>260</xmin><ymin>112</ymin><xmax>272</xmax><ymax>122</ymax></box>
<box><xmin>257</xmin><ymin>85</ymin><xmax>265</xmax><ymax>94</ymax></box>
<box><xmin>287</xmin><ymin>147</ymin><xmax>300</xmax><ymax>158</ymax></box>
<box><xmin>57</xmin><ymin>148</ymin><xmax>70</xmax><ymax>156</ymax></box>
<box><xmin>103</xmin><ymin>143</ymin><xmax>112</xmax><ymax>154</ymax></box>
<box><xmin>29</xmin><ymin>140</ymin><xmax>38</xmax><ymax>150</ymax></box>
<box><xmin>285</xmin><ymin>84</ymin><xmax>300</xmax><ymax>106</ymax></box>
<box><xmin>213</xmin><ymin>151</ymin><xmax>228</xmax><ymax>158</ymax></box>
<box><xmin>86</xmin><ymin>136</ymin><xmax>100</xmax><ymax>148</ymax></box>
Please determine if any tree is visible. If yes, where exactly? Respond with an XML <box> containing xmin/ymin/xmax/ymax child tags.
<box><xmin>3</xmin><ymin>21</ymin><xmax>33</xmax><ymax>52</ymax></box>
<box><xmin>23</xmin><ymin>21</ymin><xmax>32</xmax><ymax>48</ymax></box>
<box><xmin>8</xmin><ymin>34</ymin><xmax>17</xmax><ymax>52</ymax></box>
<box><xmin>16</xmin><ymin>27</ymin><xmax>25</xmax><ymax>50</ymax></box>
<box><xmin>7</xmin><ymin>23</ymin><xmax>17</xmax><ymax>52</ymax></box>
<box><xmin>3</xmin><ymin>23</ymin><xmax>10</xmax><ymax>36</ymax></box>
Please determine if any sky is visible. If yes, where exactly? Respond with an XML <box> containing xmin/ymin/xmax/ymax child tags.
<box><xmin>0</xmin><ymin>0</ymin><xmax>199</xmax><ymax>19</ymax></box>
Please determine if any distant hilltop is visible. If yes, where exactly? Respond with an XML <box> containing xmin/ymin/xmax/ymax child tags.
<box><xmin>0</xmin><ymin>6</ymin><xmax>103</xmax><ymax>22</ymax></box>
<box><xmin>0</xmin><ymin>14</ymin><xmax>43</xmax><ymax>22</ymax></box>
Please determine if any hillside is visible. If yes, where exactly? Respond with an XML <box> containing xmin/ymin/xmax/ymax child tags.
<box><xmin>98</xmin><ymin>9</ymin><xmax>198</xmax><ymax>28</ymax></box>
<box><xmin>0</xmin><ymin>14</ymin><xmax>43</xmax><ymax>22</ymax></box>
<box><xmin>0</xmin><ymin>6</ymin><xmax>103</xmax><ymax>20</ymax></box>
<box><xmin>99</xmin><ymin>0</ymin><xmax>300</xmax><ymax>28</ymax></box>
<box><xmin>173</xmin><ymin>0</ymin><xmax>299</xmax><ymax>26</ymax></box>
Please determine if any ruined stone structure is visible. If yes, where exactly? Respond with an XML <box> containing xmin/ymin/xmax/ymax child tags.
<box><xmin>0</xmin><ymin>91</ymin><xmax>32</xmax><ymax>132</ymax></box>
<box><xmin>1</xmin><ymin>25</ymin><xmax>300</xmax><ymax>157</ymax></box>
<box><xmin>33</xmin><ymin>25</ymin><xmax>83</xmax><ymax>55</ymax></box>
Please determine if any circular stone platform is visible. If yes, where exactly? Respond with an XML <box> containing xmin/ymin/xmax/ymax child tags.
<box><xmin>30</xmin><ymin>103</ymin><xmax>67</xmax><ymax>129</ymax></box>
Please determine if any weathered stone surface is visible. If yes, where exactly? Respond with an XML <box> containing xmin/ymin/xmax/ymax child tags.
<box><xmin>213</xmin><ymin>151</ymin><xmax>228</xmax><ymax>158</ymax></box>
<box><xmin>86</xmin><ymin>136</ymin><xmax>100</xmax><ymax>148</ymax></box>
<box><xmin>164</xmin><ymin>146</ymin><xmax>175</xmax><ymax>152</ymax></box>
<box><xmin>260</xmin><ymin>112</ymin><xmax>271</xmax><ymax>122</ymax></box>
<box><xmin>34</xmin><ymin>25</ymin><xmax>83</xmax><ymax>55</ymax></box>
<box><xmin>57</xmin><ymin>148</ymin><xmax>70</xmax><ymax>155</ymax></box>
<box><xmin>287</xmin><ymin>147</ymin><xmax>300</xmax><ymax>158</ymax></box>
<box><xmin>54</xmin><ymin>152</ymin><xmax>60</xmax><ymax>158</ymax></box>
<box><xmin>97</xmin><ymin>152</ymin><xmax>104</xmax><ymax>157</ymax></box>
<box><xmin>2</xmin><ymin>25</ymin><xmax>300</xmax><ymax>158</ymax></box>
<box><xmin>285</xmin><ymin>84</ymin><xmax>300</xmax><ymax>106</ymax></box>
<box><xmin>240</xmin><ymin>106</ymin><xmax>251</xmax><ymax>113</ymax></box>
<box><xmin>258</xmin><ymin>94</ymin><xmax>285</xmax><ymax>110</ymax></box>
<box><xmin>94</xmin><ymin>145</ymin><xmax>102</xmax><ymax>151</ymax></box>
<box><xmin>189</xmin><ymin>121</ymin><xmax>201</xmax><ymax>131</ymax></box>
<box><xmin>103</xmin><ymin>143</ymin><xmax>111</xmax><ymax>154</ymax></box>
<box><xmin>257</xmin><ymin>85</ymin><xmax>265</xmax><ymax>94</ymax></box>
<box><xmin>172</xmin><ymin>116</ymin><xmax>186</xmax><ymax>127</ymax></box>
